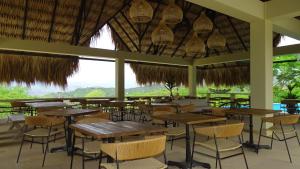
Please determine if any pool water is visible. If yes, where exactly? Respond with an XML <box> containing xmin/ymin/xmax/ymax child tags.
<box><xmin>273</xmin><ymin>103</ymin><xmax>300</xmax><ymax>111</ymax></box>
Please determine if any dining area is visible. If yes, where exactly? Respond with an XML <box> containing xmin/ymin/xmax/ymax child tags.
<box><xmin>1</xmin><ymin>98</ymin><xmax>297</xmax><ymax>169</ymax></box>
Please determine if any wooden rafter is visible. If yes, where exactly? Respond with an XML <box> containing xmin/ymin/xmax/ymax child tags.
<box><xmin>120</xmin><ymin>11</ymin><xmax>139</xmax><ymax>37</ymax></box>
<box><xmin>113</xmin><ymin>18</ymin><xmax>139</xmax><ymax>51</ymax></box>
<box><xmin>72</xmin><ymin>0</ymin><xmax>86</xmax><ymax>45</ymax></box>
<box><xmin>78</xmin><ymin>0</ymin><xmax>94</xmax><ymax>41</ymax></box>
<box><xmin>107</xmin><ymin>23</ymin><xmax>131</xmax><ymax>51</ymax></box>
<box><xmin>159</xmin><ymin>2</ymin><xmax>192</xmax><ymax>56</ymax></box>
<box><xmin>140</xmin><ymin>2</ymin><xmax>161</xmax><ymax>42</ymax></box>
<box><xmin>22</xmin><ymin>0</ymin><xmax>29</xmax><ymax>39</ymax></box>
<box><xmin>227</xmin><ymin>16</ymin><xmax>247</xmax><ymax>51</ymax></box>
<box><xmin>48</xmin><ymin>0</ymin><xmax>58</xmax><ymax>42</ymax></box>
<box><xmin>83</xmin><ymin>1</ymin><xmax>131</xmax><ymax>45</ymax></box>
<box><xmin>171</xmin><ymin>9</ymin><xmax>203</xmax><ymax>58</ymax></box>
<box><xmin>93</xmin><ymin>0</ymin><xmax>107</xmax><ymax>36</ymax></box>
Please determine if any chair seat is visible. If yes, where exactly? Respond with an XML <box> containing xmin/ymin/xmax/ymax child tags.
<box><xmin>268</xmin><ymin>126</ymin><xmax>296</xmax><ymax>135</ymax></box>
<box><xmin>24</xmin><ymin>128</ymin><xmax>63</xmax><ymax>137</ymax></box>
<box><xmin>166</xmin><ymin>128</ymin><xmax>185</xmax><ymax>136</ymax></box>
<box><xmin>100</xmin><ymin>158</ymin><xmax>167</xmax><ymax>169</ymax></box>
<box><xmin>195</xmin><ymin>139</ymin><xmax>241</xmax><ymax>152</ymax></box>
<box><xmin>75</xmin><ymin>141</ymin><xmax>101</xmax><ymax>154</ymax></box>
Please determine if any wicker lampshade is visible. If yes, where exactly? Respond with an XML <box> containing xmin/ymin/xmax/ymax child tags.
<box><xmin>207</xmin><ymin>29</ymin><xmax>226</xmax><ymax>49</ymax></box>
<box><xmin>193</xmin><ymin>11</ymin><xmax>213</xmax><ymax>34</ymax></box>
<box><xmin>162</xmin><ymin>0</ymin><xmax>183</xmax><ymax>25</ymax></box>
<box><xmin>129</xmin><ymin>0</ymin><xmax>153</xmax><ymax>23</ymax></box>
<box><xmin>151</xmin><ymin>21</ymin><xmax>174</xmax><ymax>45</ymax></box>
<box><xmin>185</xmin><ymin>32</ymin><xmax>205</xmax><ymax>55</ymax></box>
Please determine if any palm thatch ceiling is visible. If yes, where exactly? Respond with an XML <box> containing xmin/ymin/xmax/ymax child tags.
<box><xmin>0</xmin><ymin>0</ymin><xmax>281</xmax><ymax>87</ymax></box>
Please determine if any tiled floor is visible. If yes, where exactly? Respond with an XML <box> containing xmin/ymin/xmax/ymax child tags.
<box><xmin>1</xmin><ymin>125</ymin><xmax>300</xmax><ymax>169</ymax></box>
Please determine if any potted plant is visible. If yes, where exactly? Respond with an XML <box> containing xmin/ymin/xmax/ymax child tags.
<box><xmin>283</xmin><ymin>84</ymin><xmax>299</xmax><ymax>114</ymax></box>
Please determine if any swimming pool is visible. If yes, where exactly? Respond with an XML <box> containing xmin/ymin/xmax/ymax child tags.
<box><xmin>273</xmin><ymin>103</ymin><xmax>300</xmax><ymax>111</ymax></box>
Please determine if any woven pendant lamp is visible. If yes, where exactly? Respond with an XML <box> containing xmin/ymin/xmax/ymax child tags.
<box><xmin>193</xmin><ymin>11</ymin><xmax>213</xmax><ymax>34</ymax></box>
<box><xmin>207</xmin><ymin>29</ymin><xmax>226</xmax><ymax>49</ymax></box>
<box><xmin>162</xmin><ymin>0</ymin><xmax>183</xmax><ymax>25</ymax></box>
<box><xmin>185</xmin><ymin>32</ymin><xmax>205</xmax><ymax>55</ymax></box>
<box><xmin>151</xmin><ymin>20</ymin><xmax>174</xmax><ymax>45</ymax></box>
<box><xmin>129</xmin><ymin>0</ymin><xmax>153</xmax><ymax>23</ymax></box>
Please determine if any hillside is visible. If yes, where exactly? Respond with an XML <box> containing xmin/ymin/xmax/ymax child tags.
<box><xmin>43</xmin><ymin>85</ymin><xmax>170</xmax><ymax>98</ymax></box>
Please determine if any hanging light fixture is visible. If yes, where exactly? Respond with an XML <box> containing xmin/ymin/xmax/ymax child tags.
<box><xmin>162</xmin><ymin>0</ymin><xmax>183</xmax><ymax>25</ymax></box>
<box><xmin>185</xmin><ymin>32</ymin><xmax>205</xmax><ymax>55</ymax></box>
<box><xmin>151</xmin><ymin>20</ymin><xmax>174</xmax><ymax>46</ymax></box>
<box><xmin>193</xmin><ymin>11</ymin><xmax>213</xmax><ymax>34</ymax></box>
<box><xmin>207</xmin><ymin>29</ymin><xmax>226</xmax><ymax>49</ymax></box>
<box><xmin>129</xmin><ymin>0</ymin><xmax>153</xmax><ymax>23</ymax></box>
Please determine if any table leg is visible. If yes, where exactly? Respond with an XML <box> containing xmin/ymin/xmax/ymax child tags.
<box><xmin>242</xmin><ymin>115</ymin><xmax>271</xmax><ymax>151</ymax></box>
<box><xmin>167</xmin><ymin>124</ymin><xmax>211</xmax><ymax>169</ymax></box>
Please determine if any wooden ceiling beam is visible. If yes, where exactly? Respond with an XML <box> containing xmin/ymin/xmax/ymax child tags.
<box><xmin>107</xmin><ymin>23</ymin><xmax>131</xmax><ymax>51</ymax></box>
<box><xmin>120</xmin><ymin>11</ymin><xmax>139</xmax><ymax>36</ymax></box>
<box><xmin>78</xmin><ymin>0</ymin><xmax>94</xmax><ymax>41</ymax></box>
<box><xmin>22</xmin><ymin>0</ymin><xmax>29</xmax><ymax>39</ymax></box>
<box><xmin>113</xmin><ymin>18</ymin><xmax>139</xmax><ymax>51</ymax></box>
<box><xmin>72</xmin><ymin>0</ymin><xmax>86</xmax><ymax>45</ymax></box>
<box><xmin>83</xmin><ymin>0</ymin><xmax>131</xmax><ymax>45</ymax></box>
<box><xmin>227</xmin><ymin>16</ymin><xmax>247</xmax><ymax>51</ymax></box>
<box><xmin>48</xmin><ymin>0</ymin><xmax>58</xmax><ymax>42</ymax></box>
<box><xmin>93</xmin><ymin>0</ymin><xmax>107</xmax><ymax>35</ymax></box>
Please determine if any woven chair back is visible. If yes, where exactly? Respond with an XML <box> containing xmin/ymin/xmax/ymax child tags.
<box><xmin>101</xmin><ymin>135</ymin><xmax>166</xmax><ymax>161</ymax></box>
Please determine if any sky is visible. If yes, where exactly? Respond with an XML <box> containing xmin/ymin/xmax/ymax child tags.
<box><xmin>27</xmin><ymin>26</ymin><xmax>300</xmax><ymax>95</ymax></box>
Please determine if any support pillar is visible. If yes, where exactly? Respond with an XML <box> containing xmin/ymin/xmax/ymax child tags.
<box><xmin>188</xmin><ymin>65</ymin><xmax>197</xmax><ymax>97</ymax></box>
<box><xmin>115</xmin><ymin>58</ymin><xmax>125</xmax><ymax>100</ymax></box>
<box><xmin>250</xmin><ymin>20</ymin><xmax>274</xmax><ymax>133</ymax></box>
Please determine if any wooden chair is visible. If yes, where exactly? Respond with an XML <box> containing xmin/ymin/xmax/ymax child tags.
<box><xmin>99</xmin><ymin>135</ymin><xmax>167</xmax><ymax>169</ymax></box>
<box><xmin>16</xmin><ymin>116</ymin><xmax>65</xmax><ymax>167</ymax></box>
<box><xmin>179</xmin><ymin>104</ymin><xmax>196</xmax><ymax>113</ymax></box>
<box><xmin>257</xmin><ymin>114</ymin><xmax>300</xmax><ymax>163</ymax></box>
<box><xmin>151</xmin><ymin>106</ymin><xmax>185</xmax><ymax>150</ymax></box>
<box><xmin>70</xmin><ymin>117</ymin><xmax>110</xmax><ymax>169</ymax></box>
<box><xmin>191</xmin><ymin>123</ymin><xmax>248</xmax><ymax>169</ymax></box>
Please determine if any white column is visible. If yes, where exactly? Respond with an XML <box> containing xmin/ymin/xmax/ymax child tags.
<box><xmin>188</xmin><ymin>65</ymin><xmax>197</xmax><ymax>97</ymax></box>
<box><xmin>250</xmin><ymin>20</ymin><xmax>273</xmax><ymax>109</ymax></box>
<box><xmin>115</xmin><ymin>58</ymin><xmax>125</xmax><ymax>100</ymax></box>
<box><xmin>250</xmin><ymin>20</ymin><xmax>274</xmax><ymax>133</ymax></box>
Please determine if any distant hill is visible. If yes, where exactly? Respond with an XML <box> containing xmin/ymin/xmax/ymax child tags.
<box><xmin>43</xmin><ymin>85</ymin><xmax>169</xmax><ymax>98</ymax></box>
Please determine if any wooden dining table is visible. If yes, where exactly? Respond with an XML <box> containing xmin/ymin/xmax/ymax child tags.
<box><xmin>224</xmin><ymin>108</ymin><xmax>281</xmax><ymax>150</ymax></box>
<box><xmin>43</xmin><ymin>108</ymin><xmax>99</xmax><ymax>155</ymax></box>
<box><xmin>154</xmin><ymin>113</ymin><xmax>226</xmax><ymax>169</ymax></box>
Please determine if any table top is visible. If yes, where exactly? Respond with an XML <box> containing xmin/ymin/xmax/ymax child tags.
<box><xmin>42</xmin><ymin>108</ymin><xmax>98</xmax><ymax>117</ymax></box>
<box><xmin>81</xmin><ymin>99</ymin><xmax>110</xmax><ymax>104</ymax></box>
<box><xmin>17</xmin><ymin>100</ymin><xmax>46</xmax><ymax>103</ymax></box>
<box><xmin>70</xmin><ymin>121</ymin><xmax>167</xmax><ymax>139</ymax></box>
<box><xmin>224</xmin><ymin>108</ymin><xmax>281</xmax><ymax>116</ymax></box>
<box><xmin>26</xmin><ymin>102</ymin><xmax>68</xmax><ymax>108</ymax></box>
<box><xmin>153</xmin><ymin>113</ymin><xmax>226</xmax><ymax>125</ymax></box>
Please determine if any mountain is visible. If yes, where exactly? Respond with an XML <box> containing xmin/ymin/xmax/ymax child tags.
<box><xmin>42</xmin><ymin>85</ymin><xmax>168</xmax><ymax>98</ymax></box>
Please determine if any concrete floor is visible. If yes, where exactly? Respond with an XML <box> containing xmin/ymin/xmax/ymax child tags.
<box><xmin>1</xmin><ymin>125</ymin><xmax>300</xmax><ymax>169</ymax></box>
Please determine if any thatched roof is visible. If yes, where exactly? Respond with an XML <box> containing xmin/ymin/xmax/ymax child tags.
<box><xmin>130</xmin><ymin>62</ymin><xmax>249</xmax><ymax>87</ymax></box>
<box><xmin>0</xmin><ymin>0</ymin><xmax>280</xmax><ymax>87</ymax></box>
<box><xmin>0</xmin><ymin>52</ymin><xmax>78</xmax><ymax>87</ymax></box>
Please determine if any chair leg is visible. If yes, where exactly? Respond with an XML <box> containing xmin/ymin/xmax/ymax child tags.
<box><xmin>42</xmin><ymin>137</ymin><xmax>45</xmax><ymax>154</ymax></box>
<box><xmin>42</xmin><ymin>137</ymin><xmax>49</xmax><ymax>167</ymax></box>
<box><xmin>16</xmin><ymin>135</ymin><xmax>25</xmax><ymax>163</ymax></box>
<box><xmin>30</xmin><ymin>138</ymin><xmax>33</xmax><ymax>149</ymax></box>
<box><xmin>70</xmin><ymin>134</ymin><xmax>76</xmax><ymax>169</ymax></box>
<box><xmin>280</xmin><ymin>124</ymin><xmax>292</xmax><ymax>163</ymax></box>
<box><xmin>215</xmin><ymin>152</ymin><xmax>218</xmax><ymax>169</ymax></box>
<box><xmin>257</xmin><ymin>120</ymin><xmax>264</xmax><ymax>154</ymax></box>
<box><xmin>217</xmin><ymin>151</ymin><xmax>222</xmax><ymax>169</ymax></box>
<box><xmin>241</xmin><ymin>146</ymin><xmax>249</xmax><ymax>169</ymax></box>
<box><xmin>293</xmin><ymin>125</ymin><xmax>300</xmax><ymax>146</ymax></box>
<box><xmin>170</xmin><ymin>136</ymin><xmax>174</xmax><ymax>150</ymax></box>
<box><xmin>98</xmin><ymin>151</ymin><xmax>103</xmax><ymax>169</ymax></box>
<box><xmin>270</xmin><ymin>131</ymin><xmax>274</xmax><ymax>149</ymax></box>
<box><xmin>190</xmin><ymin>134</ymin><xmax>196</xmax><ymax>169</ymax></box>
<box><xmin>82</xmin><ymin>137</ymin><xmax>85</xmax><ymax>169</ymax></box>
